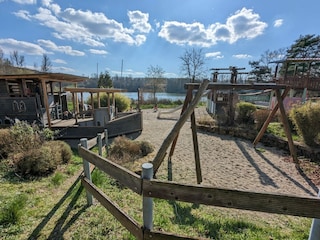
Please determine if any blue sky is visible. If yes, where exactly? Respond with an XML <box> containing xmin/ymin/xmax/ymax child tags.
<box><xmin>0</xmin><ymin>0</ymin><xmax>319</xmax><ymax>79</ymax></box>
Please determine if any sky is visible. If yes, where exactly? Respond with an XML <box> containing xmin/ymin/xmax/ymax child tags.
<box><xmin>0</xmin><ymin>0</ymin><xmax>319</xmax><ymax>79</ymax></box>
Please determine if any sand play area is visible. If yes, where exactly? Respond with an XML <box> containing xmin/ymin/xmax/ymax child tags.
<box><xmin>136</xmin><ymin>107</ymin><xmax>318</xmax><ymax>198</ymax></box>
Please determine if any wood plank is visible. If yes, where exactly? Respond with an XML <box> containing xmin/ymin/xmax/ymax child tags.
<box><xmin>78</xmin><ymin>146</ymin><xmax>141</xmax><ymax>194</ymax></box>
<box><xmin>81</xmin><ymin>178</ymin><xmax>143</xmax><ymax>239</ymax></box>
<box><xmin>143</xmin><ymin>179</ymin><xmax>320</xmax><ymax>219</ymax></box>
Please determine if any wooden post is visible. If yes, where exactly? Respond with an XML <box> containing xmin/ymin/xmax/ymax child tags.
<box><xmin>275</xmin><ymin>89</ymin><xmax>298</xmax><ymax>164</ymax></box>
<box><xmin>191</xmin><ymin>111</ymin><xmax>202</xmax><ymax>184</ymax></box>
<box><xmin>104</xmin><ymin>129</ymin><xmax>108</xmax><ymax>157</ymax></box>
<box><xmin>152</xmin><ymin>80</ymin><xmax>210</xmax><ymax>174</ymax></box>
<box><xmin>253</xmin><ymin>87</ymin><xmax>290</xmax><ymax>146</ymax></box>
<box><xmin>40</xmin><ymin>79</ymin><xmax>51</xmax><ymax>128</ymax></box>
<box><xmin>309</xmin><ymin>189</ymin><xmax>320</xmax><ymax>240</ymax></box>
<box><xmin>80</xmin><ymin>138</ymin><xmax>93</xmax><ymax>205</ymax></box>
<box><xmin>142</xmin><ymin>163</ymin><xmax>153</xmax><ymax>231</ymax></box>
<box><xmin>97</xmin><ymin>133</ymin><xmax>102</xmax><ymax>156</ymax></box>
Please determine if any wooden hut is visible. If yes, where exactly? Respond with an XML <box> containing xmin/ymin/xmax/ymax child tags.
<box><xmin>0</xmin><ymin>73</ymin><xmax>86</xmax><ymax>128</ymax></box>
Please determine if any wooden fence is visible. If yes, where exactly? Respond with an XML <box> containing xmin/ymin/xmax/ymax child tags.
<box><xmin>78</xmin><ymin>134</ymin><xmax>320</xmax><ymax>240</ymax></box>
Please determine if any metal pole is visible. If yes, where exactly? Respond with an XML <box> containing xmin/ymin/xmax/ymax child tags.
<box><xmin>142</xmin><ymin>163</ymin><xmax>153</xmax><ymax>230</ymax></box>
<box><xmin>97</xmin><ymin>133</ymin><xmax>102</xmax><ymax>156</ymax></box>
<box><xmin>80</xmin><ymin>138</ymin><xmax>93</xmax><ymax>206</ymax></box>
<box><xmin>309</xmin><ymin>189</ymin><xmax>320</xmax><ymax>240</ymax></box>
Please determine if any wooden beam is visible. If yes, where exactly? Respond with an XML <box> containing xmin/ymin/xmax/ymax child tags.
<box><xmin>78</xmin><ymin>146</ymin><xmax>141</xmax><ymax>194</ymax></box>
<box><xmin>82</xmin><ymin>178</ymin><xmax>143</xmax><ymax>239</ymax></box>
<box><xmin>143</xmin><ymin>179</ymin><xmax>320</xmax><ymax>219</ymax></box>
<box><xmin>41</xmin><ymin>79</ymin><xmax>51</xmax><ymax>128</ymax></box>
<box><xmin>253</xmin><ymin>87</ymin><xmax>290</xmax><ymax>146</ymax></box>
<box><xmin>190</xmin><ymin>111</ymin><xmax>202</xmax><ymax>184</ymax></box>
<box><xmin>152</xmin><ymin>80</ymin><xmax>210</xmax><ymax>174</ymax></box>
<box><xmin>275</xmin><ymin>89</ymin><xmax>298</xmax><ymax>164</ymax></box>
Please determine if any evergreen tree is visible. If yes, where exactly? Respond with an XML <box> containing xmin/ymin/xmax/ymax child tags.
<box><xmin>98</xmin><ymin>71</ymin><xmax>113</xmax><ymax>88</ymax></box>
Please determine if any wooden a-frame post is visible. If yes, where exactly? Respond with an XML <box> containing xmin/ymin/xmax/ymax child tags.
<box><xmin>152</xmin><ymin>80</ymin><xmax>209</xmax><ymax>180</ymax></box>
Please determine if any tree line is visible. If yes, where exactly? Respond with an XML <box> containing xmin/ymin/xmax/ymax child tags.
<box><xmin>0</xmin><ymin>48</ymin><xmax>52</xmax><ymax>74</ymax></box>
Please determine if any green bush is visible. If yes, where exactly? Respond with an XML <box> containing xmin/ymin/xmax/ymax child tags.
<box><xmin>289</xmin><ymin>101</ymin><xmax>320</xmax><ymax>146</ymax></box>
<box><xmin>236</xmin><ymin>101</ymin><xmax>256</xmax><ymax>125</ymax></box>
<box><xmin>88</xmin><ymin>92</ymin><xmax>131</xmax><ymax>112</ymax></box>
<box><xmin>9</xmin><ymin>121</ymin><xmax>42</xmax><ymax>153</ymax></box>
<box><xmin>115</xmin><ymin>93</ymin><xmax>131</xmax><ymax>112</ymax></box>
<box><xmin>16</xmin><ymin>145</ymin><xmax>59</xmax><ymax>176</ymax></box>
<box><xmin>0</xmin><ymin>194</ymin><xmax>27</xmax><ymax>226</ymax></box>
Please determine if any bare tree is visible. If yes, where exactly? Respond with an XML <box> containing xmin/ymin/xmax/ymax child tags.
<box><xmin>41</xmin><ymin>54</ymin><xmax>52</xmax><ymax>72</ymax></box>
<box><xmin>146</xmin><ymin>65</ymin><xmax>165</xmax><ymax>104</ymax></box>
<box><xmin>10</xmin><ymin>50</ymin><xmax>25</xmax><ymax>67</ymax></box>
<box><xmin>179</xmin><ymin>48</ymin><xmax>206</xmax><ymax>82</ymax></box>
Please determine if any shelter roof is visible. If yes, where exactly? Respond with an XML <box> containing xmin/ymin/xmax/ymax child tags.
<box><xmin>0</xmin><ymin>72</ymin><xmax>87</xmax><ymax>83</ymax></box>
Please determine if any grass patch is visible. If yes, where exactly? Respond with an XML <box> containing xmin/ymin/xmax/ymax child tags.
<box><xmin>0</xmin><ymin>141</ymin><xmax>314</xmax><ymax>239</ymax></box>
<box><xmin>267</xmin><ymin>122</ymin><xmax>300</xmax><ymax>141</ymax></box>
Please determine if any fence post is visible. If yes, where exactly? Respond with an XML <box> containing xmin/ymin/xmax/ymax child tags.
<box><xmin>97</xmin><ymin>133</ymin><xmax>102</xmax><ymax>156</ymax></box>
<box><xmin>142</xmin><ymin>163</ymin><xmax>153</xmax><ymax>231</ymax></box>
<box><xmin>104</xmin><ymin>129</ymin><xmax>108</xmax><ymax>157</ymax></box>
<box><xmin>80</xmin><ymin>138</ymin><xmax>93</xmax><ymax>206</ymax></box>
<box><xmin>309</xmin><ymin>189</ymin><xmax>320</xmax><ymax>240</ymax></box>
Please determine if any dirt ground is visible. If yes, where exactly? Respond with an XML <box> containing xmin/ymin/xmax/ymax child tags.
<box><xmin>136</xmin><ymin>107</ymin><xmax>319</xmax><ymax>198</ymax></box>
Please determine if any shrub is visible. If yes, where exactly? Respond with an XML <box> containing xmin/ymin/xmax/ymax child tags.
<box><xmin>253</xmin><ymin>109</ymin><xmax>270</xmax><ymax>130</ymax></box>
<box><xmin>139</xmin><ymin>141</ymin><xmax>154</xmax><ymax>156</ymax></box>
<box><xmin>0</xmin><ymin>128</ymin><xmax>12</xmax><ymax>159</ymax></box>
<box><xmin>115</xmin><ymin>93</ymin><xmax>131</xmax><ymax>112</ymax></box>
<box><xmin>16</xmin><ymin>145</ymin><xmax>59</xmax><ymax>176</ymax></box>
<box><xmin>289</xmin><ymin>101</ymin><xmax>320</xmax><ymax>146</ymax></box>
<box><xmin>9</xmin><ymin>121</ymin><xmax>42</xmax><ymax>153</ymax></box>
<box><xmin>236</xmin><ymin>101</ymin><xmax>256</xmax><ymax>125</ymax></box>
<box><xmin>88</xmin><ymin>93</ymin><xmax>131</xmax><ymax>112</ymax></box>
<box><xmin>109</xmin><ymin>136</ymin><xmax>154</xmax><ymax>164</ymax></box>
<box><xmin>0</xmin><ymin>194</ymin><xmax>27</xmax><ymax>226</ymax></box>
<box><xmin>46</xmin><ymin>140</ymin><xmax>73</xmax><ymax>164</ymax></box>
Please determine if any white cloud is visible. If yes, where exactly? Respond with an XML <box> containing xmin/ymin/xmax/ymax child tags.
<box><xmin>52</xmin><ymin>58</ymin><xmax>67</xmax><ymax>64</ymax></box>
<box><xmin>0</xmin><ymin>38</ymin><xmax>46</xmax><ymax>55</ymax></box>
<box><xmin>37</xmin><ymin>39</ymin><xmax>85</xmax><ymax>56</ymax></box>
<box><xmin>273</xmin><ymin>19</ymin><xmax>283</xmax><ymax>27</ymax></box>
<box><xmin>232</xmin><ymin>54</ymin><xmax>252</xmax><ymax>59</ymax></box>
<box><xmin>128</xmin><ymin>10</ymin><xmax>152</xmax><ymax>33</ymax></box>
<box><xmin>13</xmin><ymin>10</ymin><xmax>31</xmax><ymax>20</ymax></box>
<box><xmin>89</xmin><ymin>49</ymin><xmax>108</xmax><ymax>55</ymax></box>
<box><xmin>11</xmin><ymin>0</ymin><xmax>36</xmax><ymax>4</ymax></box>
<box><xmin>159</xmin><ymin>7</ymin><xmax>267</xmax><ymax>47</ymax></box>
<box><xmin>13</xmin><ymin>3</ymin><xmax>151</xmax><ymax>47</ymax></box>
<box><xmin>205</xmin><ymin>51</ymin><xmax>224</xmax><ymax>59</ymax></box>
<box><xmin>158</xmin><ymin>21</ymin><xmax>212</xmax><ymax>47</ymax></box>
<box><xmin>52</xmin><ymin>66</ymin><xmax>75</xmax><ymax>73</ymax></box>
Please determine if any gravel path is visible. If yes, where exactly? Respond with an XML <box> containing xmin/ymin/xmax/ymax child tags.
<box><xmin>136</xmin><ymin>107</ymin><xmax>318</xmax><ymax>198</ymax></box>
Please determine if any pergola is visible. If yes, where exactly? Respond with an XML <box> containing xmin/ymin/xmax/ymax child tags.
<box><xmin>0</xmin><ymin>73</ymin><xmax>87</xmax><ymax>128</ymax></box>
<box><xmin>64</xmin><ymin>87</ymin><xmax>126</xmax><ymax>121</ymax></box>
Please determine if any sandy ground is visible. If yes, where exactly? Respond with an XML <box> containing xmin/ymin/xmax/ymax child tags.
<box><xmin>136</xmin><ymin>107</ymin><xmax>319</xmax><ymax>198</ymax></box>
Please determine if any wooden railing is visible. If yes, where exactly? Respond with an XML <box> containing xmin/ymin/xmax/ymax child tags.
<box><xmin>79</xmin><ymin>137</ymin><xmax>320</xmax><ymax>239</ymax></box>
<box><xmin>276</xmin><ymin>76</ymin><xmax>320</xmax><ymax>91</ymax></box>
